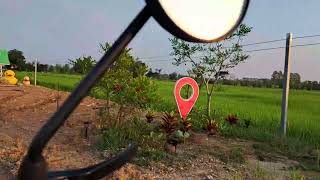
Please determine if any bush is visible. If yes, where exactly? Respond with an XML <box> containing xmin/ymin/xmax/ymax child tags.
<box><xmin>93</xmin><ymin>44</ymin><xmax>159</xmax><ymax>124</ymax></box>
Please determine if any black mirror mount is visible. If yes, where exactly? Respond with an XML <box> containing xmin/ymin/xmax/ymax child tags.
<box><xmin>18</xmin><ymin>155</ymin><xmax>48</xmax><ymax>180</ymax></box>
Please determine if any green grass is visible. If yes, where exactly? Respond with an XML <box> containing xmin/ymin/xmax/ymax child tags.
<box><xmin>156</xmin><ymin>80</ymin><xmax>320</xmax><ymax>145</ymax></box>
<box><xmin>16</xmin><ymin>71</ymin><xmax>82</xmax><ymax>91</ymax></box>
<box><xmin>14</xmin><ymin>72</ymin><xmax>320</xmax><ymax>147</ymax></box>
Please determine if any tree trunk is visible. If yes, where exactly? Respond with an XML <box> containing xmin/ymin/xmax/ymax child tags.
<box><xmin>186</xmin><ymin>85</ymin><xmax>190</xmax><ymax>98</ymax></box>
<box><xmin>206</xmin><ymin>94</ymin><xmax>212</xmax><ymax>119</ymax></box>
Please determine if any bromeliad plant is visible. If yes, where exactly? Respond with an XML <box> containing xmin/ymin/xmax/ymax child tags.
<box><xmin>204</xmin><ymin>119</ymin><xmax>219</xmax><ymax>135</ymax></box>
<box><xmin>160</xmin><ymin>111</ymin><xmax>179</xmax><ymax>153</ymax></box>
<box><xmin>160</xmin><ymin>111</ymin><xmax>179</xmax><ymax>136</ymax></box>
<box><xmin>180</xmin><ymin>117</ymin><xmax>192</xmax><ymax>133</ymax></box>
<box><xmin>226</xmin><ymin>114</ymin><xmax>239</xmax><ymax>125</ymax></box>
<box><xmin>175</xmin><ymin>117</ymin><xmax>193</xmax><ymax>143</ymax></box>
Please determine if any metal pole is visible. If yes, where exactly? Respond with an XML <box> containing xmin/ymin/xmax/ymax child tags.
<box><xmin>56</xmin><ymin>81</ymin><xmax>60</xmax><ymax>110</ymax></box>
<box><xmin>34</xmin><ymin>58</ymin><xmax>37</xmax><ymax>86</ymax></box>
<box><xmin>281</xmin><ymin>33</ymin><xmax>293</xmax><ymax>135</ymax></box>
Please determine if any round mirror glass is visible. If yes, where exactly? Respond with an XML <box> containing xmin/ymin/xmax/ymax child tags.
<box><xmin>156</xmin><ymin>0</ymin><xmax>249</xmax><ymax>42</ymax></box>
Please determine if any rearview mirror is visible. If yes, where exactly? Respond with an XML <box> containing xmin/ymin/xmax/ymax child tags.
<box><xmin>147</xmin><ymin>0</ymin><xmax>250</xmax><ymax>42</ymax></box>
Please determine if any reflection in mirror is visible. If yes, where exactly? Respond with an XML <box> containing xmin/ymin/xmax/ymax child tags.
<box><xmin>159</xmin><ymin>0</ymin><xmax>247</xmax><ymax>41</ymax></box>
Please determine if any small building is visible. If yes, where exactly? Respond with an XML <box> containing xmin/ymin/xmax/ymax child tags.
<box><xmin>0</xmin><ymin>49</ymin><xmax>10</xmax><ymax>77</ymax></box>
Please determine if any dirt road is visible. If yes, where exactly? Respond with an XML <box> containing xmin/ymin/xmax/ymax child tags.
<box><xmin>0</xmin><ymin>85</ymin><xmax>107</xmax><ymax>177</ymax></box>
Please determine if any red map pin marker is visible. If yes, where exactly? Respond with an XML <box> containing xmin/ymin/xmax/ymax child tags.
<box><xmin>174</xmin><ymin>77</ymin><xmax>199</xmax><ymax>119</ymax></box>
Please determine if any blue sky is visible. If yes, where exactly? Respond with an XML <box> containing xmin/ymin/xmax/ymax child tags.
<box><xmin>0</xmin><ymin>0</ymin><xmax>320</xmax><ymax>81</ymax></box>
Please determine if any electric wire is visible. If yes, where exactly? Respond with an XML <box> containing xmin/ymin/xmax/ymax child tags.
<box><xmin>31</xmin><ymin>33</ymin><xmax>320</xmax><ymax>64</ymax></box>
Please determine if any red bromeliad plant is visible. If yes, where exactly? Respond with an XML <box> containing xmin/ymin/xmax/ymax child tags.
<box><xmin>160</xmin><ymin>111</ymin><xmax>178</xmax><ymax>136</ymax></box>
<box><xmin>226</xmin><ymin>114</ymin><xmax>238</xmax><ymax>125</ymax></box>
<box><xmin>205</xmin><ymin>119</ymin><xmax>219</xmax><ymax>135</ymax></box>
<box><xmin>160</xmin><ymin>111</ymin><xmax>180</xmax><ymax>153</ymax></box>
<box><xmin>180</xmin><ymin>118</ymin><xmax>192</xmax><ymax>133</ymax></box>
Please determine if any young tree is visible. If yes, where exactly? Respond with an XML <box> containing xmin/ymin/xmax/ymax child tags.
<box><xmin>170</xmin><ymin>24</ymin><xmax>251</xmax><ymax>119</ymax></box>
<box><xmin>95</xmin><ymin>42</ymin><xmax>157</xmax><ymax>124</ymax></box>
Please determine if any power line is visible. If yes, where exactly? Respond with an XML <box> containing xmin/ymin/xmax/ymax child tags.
<box><xmin>138</xmin><ymin>55</ymin><xmax>170</xmax><ymax>59</ymax></box>
<box><xmin>293</xmin><ymin>34</ymin><xmax>320</xmax><ymax>39</ymax></box>
<box><xmin>245</xmin><ymin>46</ymin><xmax>285</xmax><ymax>53</ymax></box>
<box><xmin>38</xmin><ymin>41</ymin><xmax>320</xmax><ymax>64</ymax></box>
<box><xmin>293</xmin><ymin>42</ymin><xmax>320</xmax><ymax>47</ymax></box>
<box><xmin>141</xmin><ymin>41</ymin><xmax>320</xmax><ymax>62</ymax></box>
<box><xmin>229</xmin><ymin>33</ymin><xmax>320</xmax><ymax>47</ymax></box>
<box><xmin>141</xmin><ymin>39</ymin><xmax>288</xmax><ymax>58</ymax></box>
<box><xmin>246</xmin><ymin>41</ymin><xmax>320</xmax><ymax>53</ymax></box>
<box><xmin>29</xmin><ymin>33</ymin><xmax>320</xmax><ymax>64</ymax></box>
<box><xmin>241</xmin><ymin>38</ymin><xmax>286</xmax><ymax>47</ymax></box>
<box><xmin>140</xmin><ymin>33</ymin><xmax>320</xmax><ymax>60</ymax></box>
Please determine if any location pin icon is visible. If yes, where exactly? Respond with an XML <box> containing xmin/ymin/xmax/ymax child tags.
<box><xmin>174</xmin><ymin>77</ymin><xmax>199</xmax><ymax>119</ymax></box>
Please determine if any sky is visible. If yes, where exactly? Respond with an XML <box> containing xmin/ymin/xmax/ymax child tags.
<box><xmin>0</xmin><ymin>0</ymin><xmax>320</xmax><ymax>81</ymax></box>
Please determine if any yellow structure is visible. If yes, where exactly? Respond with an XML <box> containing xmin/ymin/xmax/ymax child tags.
<box><xmin>23</xmin><ymin>76</ymin><xmax>31</xmax><ymax>86</ymax></box>
<box><xmin>4</xmin><ymin>70</ymin><xmax>18</xmax><ymax>85</ymax></box>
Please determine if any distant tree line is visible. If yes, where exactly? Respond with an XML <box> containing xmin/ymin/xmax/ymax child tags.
<box><xmin>146</xmin><ymin>69</ymin><xmax>189</xmax><ymax>81</ymax></box>
<box><xmin>224</xmin><ymin>71</ymin><xmax>320</xmax><ymax>91</ymax></box>
<box><xmin>147</xmin><ymin>69</ymin><xmax>320</xmax><ymax>91</ymax></box>
<box><xmin>5</xmin><ymin>49</ymin><xmax>148</xmax><ymax>76</ymax></box>
<box><xmin>4</xmin><ymin>49</ymin><xmax>95</xmax><ymax>74</ymax></box>
<box><xmin>220</xmin><ymin>71</ymin><xmax>320</xmax><ymax>91</ymax></box>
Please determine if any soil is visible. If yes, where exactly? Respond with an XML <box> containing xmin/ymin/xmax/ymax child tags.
<box><xmin>0</xmin><ymin>85</ymin><xmax>319</xmax><ymax>179</ymax></box>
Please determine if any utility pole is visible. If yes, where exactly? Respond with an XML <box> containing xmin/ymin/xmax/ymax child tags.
<box><xmin>281</xmin><ymin>33</ymin><xmax>293</xmax><ymax>135</ymax></box>
<box><xmin>34</xmin><ymin>58</ymin><xmax>37</xmax><ymax>86</ymax></box>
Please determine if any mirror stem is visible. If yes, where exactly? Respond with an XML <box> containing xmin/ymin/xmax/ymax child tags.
<box><xmin>18</xmin><ymin>5</ymin><xmax>151</xmax><ymax>179</ymax></box>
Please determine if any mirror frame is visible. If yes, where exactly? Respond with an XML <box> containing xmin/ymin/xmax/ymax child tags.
<box><xmin>146</xmin><ymin>0</ymin><xmax>250</xmax><ymax>43</ymax></box>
